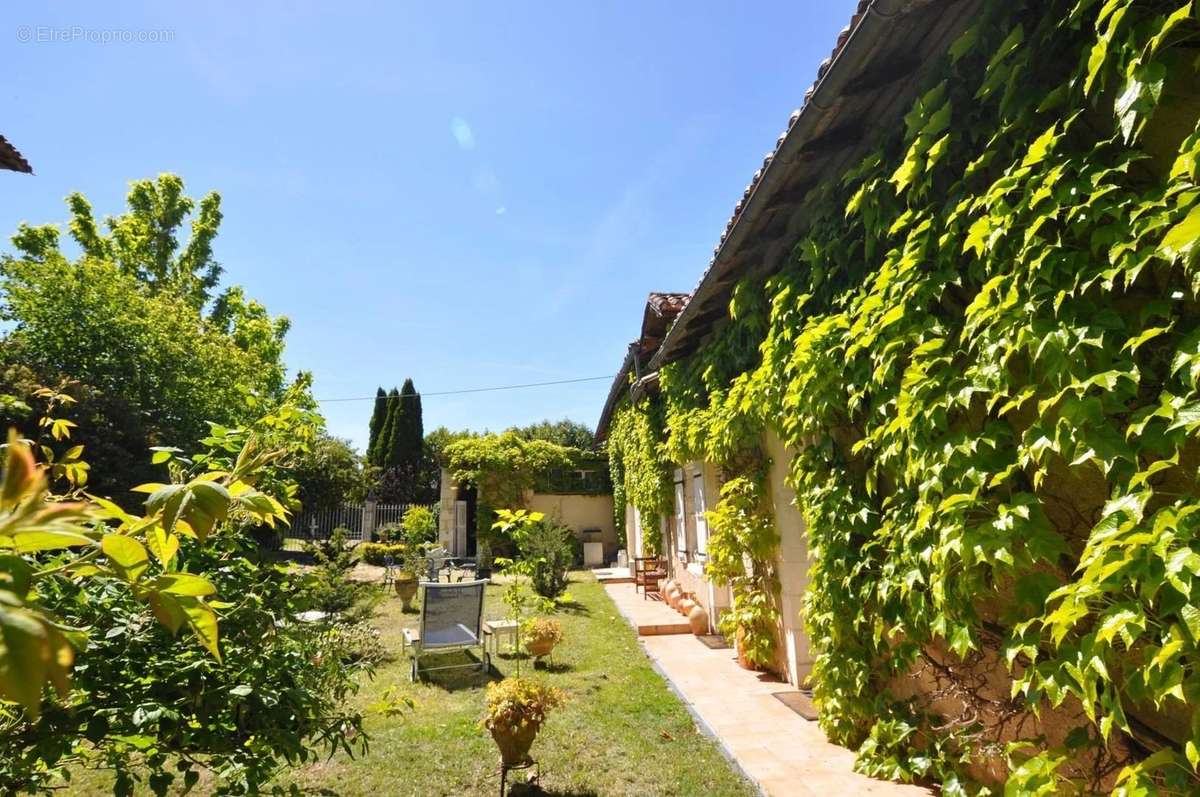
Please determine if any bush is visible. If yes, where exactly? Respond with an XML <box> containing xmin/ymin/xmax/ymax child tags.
<box><xmin>358</xmin><ymin>541</ymin><xmax>412</xmax><ymax>566</ymax></box>
<box><xmin>401</xmin><ymin>505</ymin><xmax>437</xmax><ymax>545</ymax></box>
<box><xmin>325</xmin><ymin>621</ymin><xmax>386</xmax><ymax>666</ymax></box>
<box><xmin>520</xmin><ymin>520</ymin><xmax>575</xmax><ymax>599</ymax></box>
<box><xmin>304</xmin><ymin>528</ymin><xmax>378</xmax><ymax>621</ymax></box>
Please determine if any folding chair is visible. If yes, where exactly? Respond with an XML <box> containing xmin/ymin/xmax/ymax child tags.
<box><xmin>402</xmin><ymin>579</ymin><xmax>490</xmax><ymax>681</ymax></box>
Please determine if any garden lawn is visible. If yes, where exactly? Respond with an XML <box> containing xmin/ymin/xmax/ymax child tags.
<box><xmin>69</xmin><ymin>571</ymin><xmax>757</xmax><ymax>796</ymax></box>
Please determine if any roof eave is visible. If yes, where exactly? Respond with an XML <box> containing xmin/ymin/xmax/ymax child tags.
<box><xmin>649</xmin><ymin>0</ymin><xmax>972</xmax><ymax>370</ymax></box>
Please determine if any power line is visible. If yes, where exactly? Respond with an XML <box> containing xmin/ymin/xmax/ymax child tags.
<box><xmin>316</xmin><ymin>374</ymin><xmax>617</xmax><ymax>403</ymax></box>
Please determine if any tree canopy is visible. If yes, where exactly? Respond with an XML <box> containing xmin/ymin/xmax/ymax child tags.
<box><xmin>0</xmin><ymin>176</ymin><xmax>305</xmax><ymax>500</ymax></box>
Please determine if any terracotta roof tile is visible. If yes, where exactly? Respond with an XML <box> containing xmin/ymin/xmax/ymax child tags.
<box><xmin>0</xmin><ymin>135</ymin><xmax>32</xmax><ymax>174</ymax></box>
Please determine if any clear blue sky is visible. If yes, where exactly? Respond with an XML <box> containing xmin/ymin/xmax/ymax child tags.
<box><xmin>2</xmin><ymin>2</ymin><xmax>852</xmax><ymax>452</ymax></box>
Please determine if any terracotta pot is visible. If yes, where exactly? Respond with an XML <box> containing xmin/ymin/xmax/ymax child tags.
<box><xmin>665</xmin><ymin>584</ymin><xmax>682</xmax><ymax>609</ymax></box>
<box><xmin>687</xmin><ymin>604</ymin><xmax>709</xmax><ymax>635</ymax></box>
<box><xmin>678</xmin><ymin>596</ymin><xmax>696</xmax><ymax>617</ymax></box>
<box><xmin>527</xmin><ymin>636</ymin><xmax>557</xmax><ymax>659</ymax></box>
<box><xmin>394</xmin><ymin>576</ymin><xmax>418</xmax><ymax>610</ymax></box>
<box><xmin>735</xmin><ymin>626</ymin><xmax>761</xmax><ymax>671</ymax></box>
<box><xmin>490</xmin><ymin>721</ymin><xmax>540</xmax><ymax>765</ymax></box>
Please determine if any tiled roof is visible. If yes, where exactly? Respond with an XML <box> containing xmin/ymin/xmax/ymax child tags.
<box><xmin>0</xmin><ymin>135</ymin><xmax>32</xmax><ymax>174</ymax></box>
<box><xmin>596</xmin><ymin>291</ymin><xmax>691</xmax><ymax>442</ymax></box>
<box><xmin>650</xmin><ymin>0</ymin><xmax>982</xmax><ymax>368</ymax></box>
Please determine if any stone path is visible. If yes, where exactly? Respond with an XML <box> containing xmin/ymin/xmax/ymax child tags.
<box><xmin>603</xmin><ymin>583</ymin><xmax>932</xmax><ymax>797</ymax></box>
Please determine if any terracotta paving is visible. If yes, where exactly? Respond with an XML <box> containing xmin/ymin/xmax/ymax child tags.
<box><xmin>592</xmin><ymin>565</ymin><xmax>634</xmax><ymax>584</ymax></box>
<box><xmin>603</xmin><ymin>580</ymin><xmax>693</xmax><ymax>635</ymax></box>
<box><xmin>602</xmin><ymin>584</ymin><xmax>932</xmax><ymax>797</ymax></box>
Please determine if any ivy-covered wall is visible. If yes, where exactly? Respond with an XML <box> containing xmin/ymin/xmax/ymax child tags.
<box><xmin>610</xmin><ymin>0</ymin><xmax>1200</xmax><ymax>792</ymax></box>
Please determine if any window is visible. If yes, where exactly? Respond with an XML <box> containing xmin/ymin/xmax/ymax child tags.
<box><xmin>692</xmin><ymin>467</ymin><xmax>708</xmax><ymax>558</ymax></box>
<box><xmin>673</xmin><ymin>469</ymin><xmax>687</xmax><ymax>560</ymax></box>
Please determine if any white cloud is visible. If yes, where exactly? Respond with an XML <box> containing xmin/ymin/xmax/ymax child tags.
<box><xmin>495</xmin><ymin>206</ymin><xmax>507</xmax><ymax>215</ymax></box>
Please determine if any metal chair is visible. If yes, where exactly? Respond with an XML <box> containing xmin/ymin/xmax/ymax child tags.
<box><xmin>402</xmin><ymin>579</ymin><xmax>490</xmax><ymax>681</ymax></box>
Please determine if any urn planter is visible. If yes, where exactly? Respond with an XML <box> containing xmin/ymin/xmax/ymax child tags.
<box><xmin>394</xmin><ymin>575</ymin><xmax>418</xmax><ymax>611</ymax></box>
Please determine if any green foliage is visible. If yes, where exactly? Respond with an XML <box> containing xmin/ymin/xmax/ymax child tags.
<box><xmin>1</xmin><ymin>175</ymin><xmax>301</xmax><ymax>501</ymax></box>
<box><xmin>481</xmin><ymin>676</ymin><xmax>564</xmax><ymax>734</ymax></box>
<box><xmin>512</xmin><ymin>418</ymin><xmax>596</xmax><ymax>450</ymax></box>
<box><xmin>0</xmin><ymin>397</ymin><xmax>371</xmax><ymax>794</ymax></box>
<box><xmin>446</xmin><ymin>432</ymin><xmax>580</xmax><ymax>559</ymax></box>
<box><xmin>371</xmin><ymin>380</ymin><xmax>430</xmax><ymax>502</ymax></box>
<box><xmin>632</xmin><ymin>0</ymin><xmax>1200</xmax><ymax>791</ymax></box>
<box><xmin>400</xmin><ymin>504</ymin><xmax>437</xmax><ymax>545</ymax></box>
<box><xmin>385</xmin><ymin>378</ymin><xmax>423</xmax><ymax>472</ymax></box>
<box><xmin>605</xmin><ymin>400</ymin><xmax>671</xmax><ymax>553</ymax></box>
<box><xmin>705</xmin><ymin>473</ymin><xmax>780</xmax><ymax>668</ymax></box>
<box><xmin>366</xmin><ymin>387</ymin><xmax>388</xmax><ymax>465</ymax></box>
<box><xmin>12</xmin><ymin>173</ymin><xmax>224</xmax><ymax>309</ymax></box>
<box><xmin>303</xmin><ymin>528</ymin><xmax>378</xmax><ymax>621</ymax></box>
<box><xmin>292</xmin><ymin>434</ymin><xmax>370</xmax><ymax>511</ymax></box>
<box><xmin>358</xmin><ymin>541</ymin><xmax>415</xmax><ymax>566</ymax></box>
<box><xmin>520</xmin><ymin>519</ymin><xmax>575</xmax><ymax>599</ymax></box>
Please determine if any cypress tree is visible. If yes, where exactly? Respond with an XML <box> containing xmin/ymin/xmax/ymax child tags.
<box><xmin>378</xmin><ymin>387</ymin><xmax>400</xmax><ymax>468</ymax></box>
<box><xmin>366</xmin><ymin>387</ymin><xmax>388</xmax><ymax>465</ymax></box>
<box><xmin>386</xmin><ymin>379</ymin><xmax>422</xmax><ymax>471</ymax></box>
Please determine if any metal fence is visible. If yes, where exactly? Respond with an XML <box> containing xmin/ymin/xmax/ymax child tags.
<box><xmin>277</xmin><ymin>502</ymin><xmax>436</xmax><ymax>552</ymax></box>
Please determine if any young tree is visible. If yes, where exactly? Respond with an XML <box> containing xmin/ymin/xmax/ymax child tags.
<box><xmin>366</xmin><ymin>387</ymin><xmax>387</xmax><ymax>464</ymax></box>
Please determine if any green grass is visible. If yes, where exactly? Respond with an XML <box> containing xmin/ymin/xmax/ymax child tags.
<box><xmin>69</xmin><ymin>572</ymin><xmax>757</xmax><ymax>796</ymax></box>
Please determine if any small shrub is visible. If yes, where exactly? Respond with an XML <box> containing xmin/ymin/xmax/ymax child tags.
<box><xmin>401</xmin><ymin>505</ymin><xmax>437</xmax><ymax>545</ymax></box>
<box><xmin>481</xmin><ymin>677</ymin><xmax>564</xmax><ymax>733</ymax></box>
<box><xmin>374</xmin><ymin>523</ymin><xmax>402</xmax><ymax>544</ymax></box>
<box><xmin>304</xmin><ymin>528</ymin><xmax>378</xmax><ymax>620</ymax></box>
<box><xmin>522</xmin><ymin>617</ymin><xmax>564</xmax><ymax>646</ymax></box>
<box><xmin>520</xmin><ymin>520</ymin><xmax>574</xmax><ymax>599</ymax></box>
<box><xmin>359</xmin><ymin>541</ymin><xmax>412</xmax><ymax>566</ymax></box>
<box><xmin>325</xmin><ymin>621</ymin><xmax>386</xmax><ymax>665</ymax></box>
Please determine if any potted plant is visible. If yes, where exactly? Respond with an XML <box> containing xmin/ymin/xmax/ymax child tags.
<box><xmin>482</xmin><ymin>677</ymin><xmax>564</xmax><ymax>766</ymax></box>
<box><xmin>522</xmin><ymin>617</ymin><xmax>564</xmax><ymax>660</ymax></box>
<box><xmin>393</xmin><ymin>544</ymin><xmax>424</xmax><ymax>612</ymax></box>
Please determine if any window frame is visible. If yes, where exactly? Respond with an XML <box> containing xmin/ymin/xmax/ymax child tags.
<box><xmin>691</xmin><ymin>465</ymin><xmax>708</xmax><ymax>559</ymax></box>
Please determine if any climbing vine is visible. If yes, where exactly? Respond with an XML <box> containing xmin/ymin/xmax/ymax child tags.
<box><xmin>631</xmin><ymin>0</ymin><xmax>1200</xmax><ymax>793</ymax></box>
<box><xmin>704</xmin><ymin>468</ymin><xmax>780</xmax><ymax>668</ymax></box>
<box><xmin>605</xmin><ymin>399</ymin><xmax>671</xmax><ymax>554</ymax></box>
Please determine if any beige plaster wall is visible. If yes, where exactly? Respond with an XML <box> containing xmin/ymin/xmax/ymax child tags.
<box><xmin>527</xmin><ymin>493</ymin><xmax>618</xmax><ymax>559</ymax></box>
<box><xmin>764</xmin><ymin>430</ymin><xmax>814</xmax><ymax>688</ymax></box>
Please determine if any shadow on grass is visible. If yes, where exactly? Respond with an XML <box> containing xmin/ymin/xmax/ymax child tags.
<box><xmin>532</xmin><ymin>660</ymin><xmax>571</xmax><ymax>674</ymax></box>
<box><xmin>508</xmin><ymin>785</ymin><xmax>599</xmax><ymax>797</ymax></box>
<box><xmin>554</xmin><ymin>600</ymin><xmax>590</xmax><ymax>616</ymax></box>
<box><xmin>414</xmin><ymin>650</ymin><xmax>501</xmax><ymax>691</ymax></box>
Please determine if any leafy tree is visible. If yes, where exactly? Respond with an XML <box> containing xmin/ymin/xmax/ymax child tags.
<box><xmin>365</xmin><ymin>387</ymin><xmax>388</xmax><ymax>465</ymax></box>
<box><xmin>513</xmin><ymin>418</ymin><xmax>596</xmax><ymax>450</ymax></box>
<box><xmin>1</xmin><ymin>176</ymin><xmax>302</xmax><ymax>499</ymax></box>
<box><xmin>0</xmin><ymin>388</ymin><xmax>375</xmax><ymax>794</ymax></box>
<box><xmin>12</xmin><ymin>173</ymin><xmax>224</xmax><ymax>309</ymax></box>
<box><xmin>292</xmin><ymin>434</ymin><xmax>370</xmax><ymax>511</ymax></box>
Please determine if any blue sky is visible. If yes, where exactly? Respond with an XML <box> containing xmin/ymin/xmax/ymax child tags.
<box><xmin>2</xmin><ymin>1</ymin><xmax>852</xmax><ymax>452</ymax></box>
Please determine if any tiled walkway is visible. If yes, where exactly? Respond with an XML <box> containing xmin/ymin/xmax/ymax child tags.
<box><xmin>603</xmin><ymin>583</ymin><xmax>931</xmax><ymax>797</ymax></box>
<box><xmin>603</xmin><ymin>580</ymin><xmax>693</xmax><ymax>635</ymax></box>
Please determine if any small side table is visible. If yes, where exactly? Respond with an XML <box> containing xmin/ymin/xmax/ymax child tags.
<box><xmin>483</xmin><ymin>619</ymin><xmax>519</xmax><ymax>654</ymax></box>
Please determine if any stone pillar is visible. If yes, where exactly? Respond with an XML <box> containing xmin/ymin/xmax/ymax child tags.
<box><xmin>438</xmin><ymin>468</ymin><xmax>457</xmax><ymax>552</ymax></box>
<box><xmin>362</xmin><ymin>495</ymin><xmax>377</xmax><ymax>542</ymax></box>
